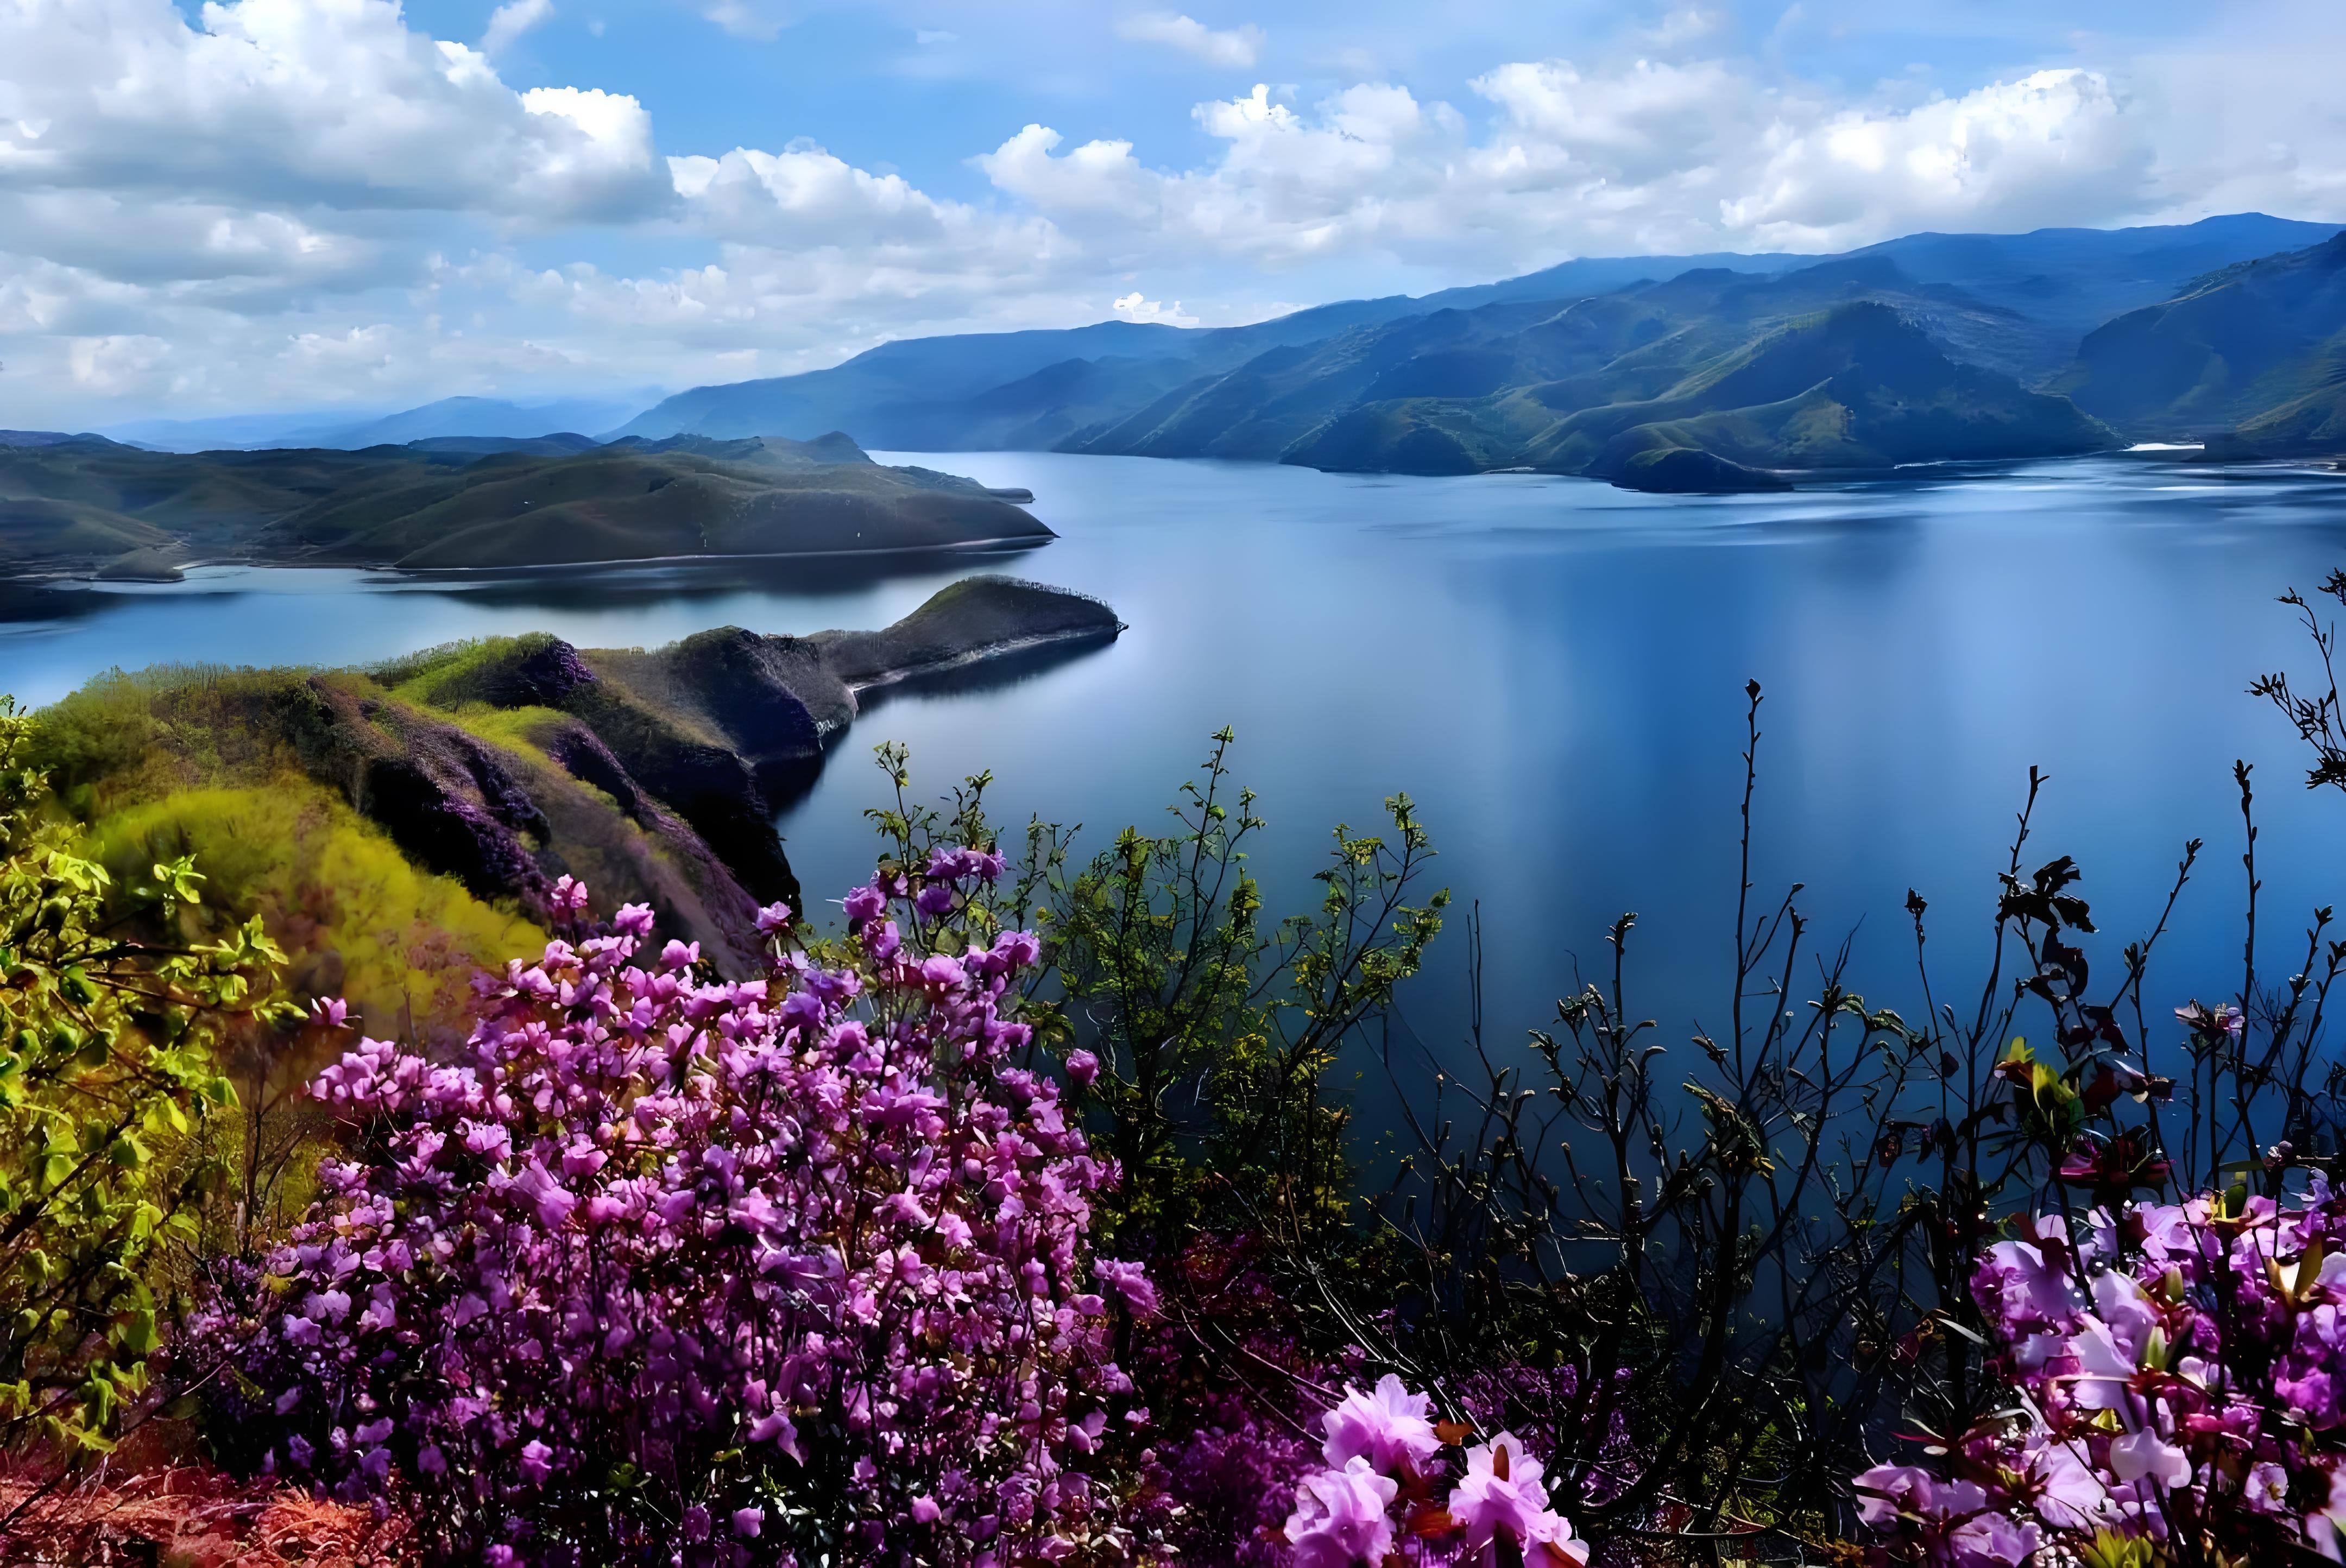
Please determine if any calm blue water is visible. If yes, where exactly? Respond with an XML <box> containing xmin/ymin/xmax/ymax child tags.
<box><xmin>9</xmin><ymin>452</ymin><xmax>2346</xmax><ymax>1112</ymax></box>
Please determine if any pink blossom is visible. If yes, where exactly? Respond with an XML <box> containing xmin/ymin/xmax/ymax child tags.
<box><xmin>1320</xmin><ymin>1373</ymin><xmax>1442</xmax><ymax>1473</ymax></box>
<box><xmin>1283</xmin><ymin>1456</ymin><xmax>1398</xmax><ymax>1568</ymax></box>
<box><xmin>1450</xmin><ymin>1431</ymin><xmax>1570</xmax><ymax>1566</ymax></box>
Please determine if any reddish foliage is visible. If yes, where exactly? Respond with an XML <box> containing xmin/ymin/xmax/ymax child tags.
<box><xmin>0</xmin><ymin>1460</ymin><xmax>410</xmax><ymax>1567</ymax></box>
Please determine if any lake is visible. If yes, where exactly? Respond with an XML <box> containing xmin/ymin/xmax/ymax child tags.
<box><xmin>9</xmin><ymin>451</ymin><xmax>2346</xmax><ymax>1117</ymax></box>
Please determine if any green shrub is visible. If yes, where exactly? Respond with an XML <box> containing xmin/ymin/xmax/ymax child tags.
<box><xmin>0</xmin><ymin>699</ymin><xmax>285</xmax><ymax>1460</ymax></box>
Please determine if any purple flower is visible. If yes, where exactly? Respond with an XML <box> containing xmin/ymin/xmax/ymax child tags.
<box><xmin>519</xmin><ymin>1439</ymin><xmax>553</xmax><ymax>1485</ymax></box>
<box><xmin>1319</xmin><ymin>1374</ymin><xmax>1441</xmax><ymax>1474</ymax></box>
<box><xmin>1449</xmin><ymin>1432</ymin><xmax>1569</xmax><ymax>1567</ymax></box>
<box><xmin>2108</xmin><ymin>1429</ymin><xmax>2191</xmax><ymax>1489</ymax></box>
<box><xmin>1284</xmin><ymin>1457</ymin><xmax>1397</xmax><ymax>1568</ymax></box>
<box><xmin>1096</xmin><ymin>1258</ymin><xmax>1159</xmax><ymax>1316</ymax></box>
<box><xmin>216</xmin><ymin>864</ymin><xmax>1120</xmax><ymax>1564</ymax></box>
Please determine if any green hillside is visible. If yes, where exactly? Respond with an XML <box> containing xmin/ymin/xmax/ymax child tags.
<box><xmin>27</xmin><ymin>577</ymin><xmax>1121</xmax><ymax>1035</ymax></box>
<box><xmin>2059</xmin><ymin>232</ymin><xmax>2346</xmax><ymax>442</ymax></box>
<box><xmin>1281</xmin><ymin>303</ymin><xmax>2118</xmax><ymax>477</ymax></box>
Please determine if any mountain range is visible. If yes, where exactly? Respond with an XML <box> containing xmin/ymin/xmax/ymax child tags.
<box><xmin>65</xmin><ymin>213</ymin><xmax>2346</xmax><ymax>487</ymax></box>
<box><xmin>102</xmin><ymin>394</ymin><xmax>661</xmax><ymax>453</ymax></box>
<box><xmin>2059</xmin><ymin>231</ymin><xmax>2346</xmax><ymax>454</ymax></box>
<box><xmin>597</xmin><ymin>213</ymin><xmax>2342</xmax><ymax>482</ymax></box>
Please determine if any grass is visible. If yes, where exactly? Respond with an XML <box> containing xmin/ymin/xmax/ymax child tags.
<box><xmin>87</xmin><ymin>780</ymin><xmax>544</xmax><ymax>1046</ymax></box>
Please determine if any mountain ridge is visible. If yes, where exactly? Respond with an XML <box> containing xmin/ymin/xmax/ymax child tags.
<box><xmin>611</xmin><ymin>214</ymin><xmax>2334</xmax><ymax>475</ymax></box>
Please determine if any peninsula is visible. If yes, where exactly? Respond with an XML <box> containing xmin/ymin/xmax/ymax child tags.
<box><xmin>0</xmin><ymin>431</ymin><xmax>1050</xmax><ymax>580</ymax></box>
<box><xmin>31</xmin><ymin>577</ymin><xmax>1120</xmax><ymax>1027</ymax></box>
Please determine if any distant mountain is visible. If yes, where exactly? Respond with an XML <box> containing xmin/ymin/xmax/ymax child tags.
<box><xmin>1</xmin><ymin>429</ymin><xmax>130</xmax><ymax>449</ymax></box>
<box><xmin>1068</xmin><ymin>255</ymin><xmax>2051</xmax><ymax>467</ymax></box>
<box><xmin>1282</xmin><ymin>303</ymin><xmax>2117</xmax><ymax>476</ymax></box>
<box><xmin>613</xmin><ymin>214</ymin><xmax>2332</xmax><ymax>476</ymax></box>
<box><xmin>101</xmin><ymin>394</ymin><xmax>660</xmax><ymax>453</ymax></box>
<box><xmin>287</xmin><ymin>394</ymin><xmax>657</xmax><ymax>448</ymax></box>
<box><xmin>98</xmin><ymin>409</ymin><xmax>395</xmax><ymax>451</ymax></box>
<box><xmin>2058</xmin><ymin>231</ymin><xmax>2346</xmax><ymax>447</ymax></box>
<box><xmin>610</xmin><ymin>302</ymin><xmax>1443</xmax><ymax>445</ymax></box>
<box><xmin>1841</xmin><ymin>213</ymin><xmax>2338</xmax><ymax>380</ymax></box>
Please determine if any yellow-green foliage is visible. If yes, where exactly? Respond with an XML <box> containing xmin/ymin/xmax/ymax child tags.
<box><xmin>31</xmin><ymin>665</ymin><xmax>313</xmax><ymax>819</ymax></box>
<box><xmin>0</xmin><ymin>700</ymin><xmax>286</xmax><ymax>1460</ymax></box>
<box><xmin>86</xmin><ymin>781</ymin><xmax>541</xmax><ymax>1048</ymax></box>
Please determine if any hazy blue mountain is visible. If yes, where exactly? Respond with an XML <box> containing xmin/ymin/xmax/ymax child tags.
<box><xmin>1070</xmin><ymin>254</ymin><xmax>2078</xmax><ymax>470</ymax></box>
<box><xmin>99</xmin><ymin>409</ymin><xmax>398</xmax><ymax>451</ymax></box>
<box><xmin>102</xmin><ymin>394</ymin><xmax>659</xmax><ymax>452</ymax></box>
<box><xmin>1845</xmin><ymin>213</ymin><xmax>2338</xmax><ymax>380</ymax></box>
<box><xmin>614</xmin><ymin>215</ymin><xmax>2335</xmax><ymax>469</ymax></box>
<box><xmin>2057</xmin><ymin>231</ymin><xmax>2346</xmax><ymax>444</ymax></box>
<box><xmin>610</xmin><ymin>302</ymin><xmax>1436</xmax><ymax>444</ymax></box>
<box><xmin>285</xmin><ymin>394</ymin><xmax>659</xmax><ymax>448</ymax></box>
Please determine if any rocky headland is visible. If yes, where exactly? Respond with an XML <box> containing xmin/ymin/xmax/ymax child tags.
<box><xmin>33</xmin><ymin>577</ymin><xmax>1119</xmax><ymax>984</ymax></box>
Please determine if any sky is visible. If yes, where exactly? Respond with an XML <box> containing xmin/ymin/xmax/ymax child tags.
<box><xmin>2</xmin><ymin>0</ymin><xmax>2343</xmax><ymax>427</ymax></box>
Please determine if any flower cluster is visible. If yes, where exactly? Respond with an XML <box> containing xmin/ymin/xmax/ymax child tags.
<box><xmin>201</xmin><ymin>860</ymin><xmax>1149</xmax><ymax>1565</ymax></box>
<box><xmin>1282</xmin><ymin>1375</ymin><xmax>1589</xmax><ymax>1567</ymax></box>
<box><xmin>1856</xmin><ymin>1180</ymin><xmax>2346</xmax><ymax>1568</ymax></box>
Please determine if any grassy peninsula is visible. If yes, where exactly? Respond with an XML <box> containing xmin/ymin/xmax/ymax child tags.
<box><xmin>28</xmin><ymin>576</ymin><xmax>1119</xmax><ymax>1041</ymax></box>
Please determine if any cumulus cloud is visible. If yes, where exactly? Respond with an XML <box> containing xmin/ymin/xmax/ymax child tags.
<box><xmin>973</xmin><ymin>60</ymin><xmax>2184</xmax><ymax>270</ymax></box>
<box><xmin>0</xmin><ymin>0</ymin><xmax>665</xmax><ymax>223</ymax></box>
<box><xmin>1116</xmin><ymin>11</ymin><xmax>1265</xmax><ymax>69</ymax></box>
<box><xmin>1721</xmin><ymin>69</ymin><xmax>2149</xmax><ymax>249</ymax></box>
<box><xmin>2</xmin><ymin>0</ymin><xmax>2345</xmax><ymax>429</ymax></box>
<box><xmin>482</xmin><ymin>0</ymin><xmax>555</xmax><ymax>56</ymax></box>
<box><xmin>1112</xmin><ymin>291</ymin><xmax>1198</xmax><ymax>324</ymax></box>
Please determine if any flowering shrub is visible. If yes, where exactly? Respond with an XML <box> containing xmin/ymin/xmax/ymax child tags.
<box><xmin>1281</xmin><ymin>1374</ymin><xmax>1590</xmax><ymax>1567</ymax></box>
<box><xmin>1856</xmin><ymin>1180</ymin><xmax>2346</xmax><ymax>1568</ymax></box>
<box><xmin>0</xmin><ymin>697</ymin><xmax>282</xmax><ymax>1462</ymax></box>
<box><xmin>204</xmin><ymin>856</ymin><xmax>1152</xmax><ymax>1565</ymax></box>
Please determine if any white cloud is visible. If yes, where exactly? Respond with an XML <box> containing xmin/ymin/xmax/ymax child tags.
<box><xmin>1721</xmin><ymin>69</ymin><xmax>2148</xmax><ymax>249</ymax></box>
<box><xmin>972</xmin><ymin>61</ymin><xmax>2184</xmax><ymax>270</ymax></box>
<box><xmin>1116</xmin><ymin>11</ymin><xmax>1264</xmax><ymax>69</ymax></box>
<box><xmin>1642</xmin><ymin>7</ymin><xmax>1724</xmax><ymax>48</ymax></box>
<box><xmin>1112</xmin><ymin>291</ymin><xmax>1198</xmax><ymax>324</ymax></box>
<box><xmin>483</xmin><ymin>0</ymin><xmax>555</xmax><ymax>56</ymax></box>
<box><xmin>0</xmin><ymin>0</ymin><xmax>666</xmax><ymax>223</ymax></box>
<box><xmin>698</xmin><ymin>0</ymin><xmax>794</xmax><ymax>41</ymax></box>
<box><xmin>3</xmin><ymin>0</ymin><xmax>2345</xmax><ymax>429</ymax></box>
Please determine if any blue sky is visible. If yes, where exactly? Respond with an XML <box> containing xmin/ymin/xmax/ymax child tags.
<box><xmin>4</xmin><ymin>0</ymin><xmax>2340</xmax><ymax>425</ymax></box>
